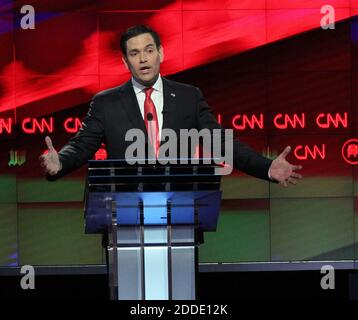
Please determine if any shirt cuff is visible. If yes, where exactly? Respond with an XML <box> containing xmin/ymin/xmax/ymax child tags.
<box><xmin>268</xmin><ymin>167</ymin><xmax>279</xmax><ymax>183</ymax></box>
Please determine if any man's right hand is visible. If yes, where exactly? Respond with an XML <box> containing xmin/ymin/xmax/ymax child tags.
<box><xmin>39</xmin><ymin>136</ymin><xmax>61</xmax><ymax>175</ymax></box>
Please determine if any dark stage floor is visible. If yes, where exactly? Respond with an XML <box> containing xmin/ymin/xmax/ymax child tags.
<box><xmin>1</xmin><ymin>269</ymin><xmax>358</xmax><ymax>300</ymax></box>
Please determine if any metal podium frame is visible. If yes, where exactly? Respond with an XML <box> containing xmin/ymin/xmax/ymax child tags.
<box><xmin>84</xmin><ymin>159</ymin><xmax>222</xmax><ymax>300</ymax></box>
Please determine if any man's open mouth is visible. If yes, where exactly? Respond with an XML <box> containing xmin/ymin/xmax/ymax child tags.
<box><xmin>140</xmin><ymin>66</ymin><xmax>151</xmax><ymax>71</ymax></box>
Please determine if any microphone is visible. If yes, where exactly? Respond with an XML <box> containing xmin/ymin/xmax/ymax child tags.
<box><xmin>146</xmin><ymin>112</ymin><xmax>153</xmax><ymax>121</ymax></box>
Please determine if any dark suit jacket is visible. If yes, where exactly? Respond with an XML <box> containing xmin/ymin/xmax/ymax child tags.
<box><xmin>48</xmin><ymin>77</ymin><xmax>272</xmax><ymax>181</ymax></box>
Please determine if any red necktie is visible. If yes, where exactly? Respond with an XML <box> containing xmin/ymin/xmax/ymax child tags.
<box><xmin>144</xmin><ymin>87</ymin><xmax>159</xmax><ymax>158</ymax></box>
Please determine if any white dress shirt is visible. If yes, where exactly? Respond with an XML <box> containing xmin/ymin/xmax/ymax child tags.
<box><xmin>131</xmin><ymin>75</ymin><xmax>164</xmax><ymax>140</ymax></box>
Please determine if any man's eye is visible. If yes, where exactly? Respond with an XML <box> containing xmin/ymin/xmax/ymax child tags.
<box><xmin>130</xmin><ymin>52</ymin><xmax>137</xmax><ymax>56</ymax></box>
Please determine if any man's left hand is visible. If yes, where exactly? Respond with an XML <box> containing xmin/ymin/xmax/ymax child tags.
<box><xmin>269</xmin><ymin>146</ymin><xmax>303</xmax><ymax>187</ymax></box>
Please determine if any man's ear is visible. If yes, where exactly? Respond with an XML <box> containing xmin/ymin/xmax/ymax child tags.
<box><xmin>122</xmin><ymin>55</ymin><xmax>129</xmax><ymax>70</ymax></box>
<box><xmin>159</xmin><ymin>46</ymin><xmax>164</xmax><ymax>63</ymax></box>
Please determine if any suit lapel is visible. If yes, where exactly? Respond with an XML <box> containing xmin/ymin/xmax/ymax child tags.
<box><xmin>119</xmin><ymin>80</ymin><xmax>147</xmax><ymax>134</ymax></box>
<box><xmin>118</xmin><ymin>78</ymin><xmax>177</xmax><ymax>141</ymax></box>
<box><xmin>162</xmin><ymin>77</ymin><xmax>176</xmax><ymax>132</ymax></box>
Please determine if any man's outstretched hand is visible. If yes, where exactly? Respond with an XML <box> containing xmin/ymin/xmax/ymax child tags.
<box><xmin>39</xmin><ymin>136</ymin><xmax>61</xmax><ymax>176</ymax></box>
<box><xmin>269</xmin><ymin>146</ymin><xmax>303</xmax><ymax>187</ymax></box>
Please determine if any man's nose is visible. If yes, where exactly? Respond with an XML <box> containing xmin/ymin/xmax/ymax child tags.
<box><xmin>139</xmin><ymin>51</ymin><xmax>147</xmax><ymax>63</ymax></box>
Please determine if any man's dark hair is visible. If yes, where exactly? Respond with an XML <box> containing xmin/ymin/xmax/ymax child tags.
<box><xmin>120</xmin><ymin>25</ymin><xmax>161</xmax><ymax>56</ymax></box>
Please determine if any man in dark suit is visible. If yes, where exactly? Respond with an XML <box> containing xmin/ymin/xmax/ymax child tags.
<box><xmin>40</xmin><ymin>25</ymin><xmax>302</xmax><ymax>186</ymax></box>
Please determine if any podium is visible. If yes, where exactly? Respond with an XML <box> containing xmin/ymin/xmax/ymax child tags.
<box><xmin>84</xmin><ymin>159</ymin><xmax>222</xmax><ymax>300</ymax></box>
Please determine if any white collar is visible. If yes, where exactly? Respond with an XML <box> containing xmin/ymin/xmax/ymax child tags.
<box><xmin>132</xmin><ymin>74</ymin><xmax>163</xmax><ymax>95</ymax></box>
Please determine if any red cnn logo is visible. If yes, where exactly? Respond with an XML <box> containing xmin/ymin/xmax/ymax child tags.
<box><xmin>22</xmin><ymin>118</ymin><xmax>54</xmax><ymax>134</ymax></box>
<box><xmin>294</xmin><ymin>144</ymin><xmax>326</xmax><ymax>160</ymax></box>
<box><xmin>0</xmin><ymin>118</ymin><xmax>13</xmax><ymax>134</ymax></box>
<box><xmin>274</xmin><ymin>113</ymin><xmax>306</xmax><ymax>129</ymax></box>
<box><xmin>64</xmin><ymin>117</ymin><xmax>82</xmax><ymax>133</ymax></box>
<box><xmin>316</xmin><ymin>112</ymin><xmax>348</xmax><ymax>129</ymax></box>
<box><xmin>232</xmin><ymin>114</ymin><xmax>264</xmax><ymax>130</ymax></box>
